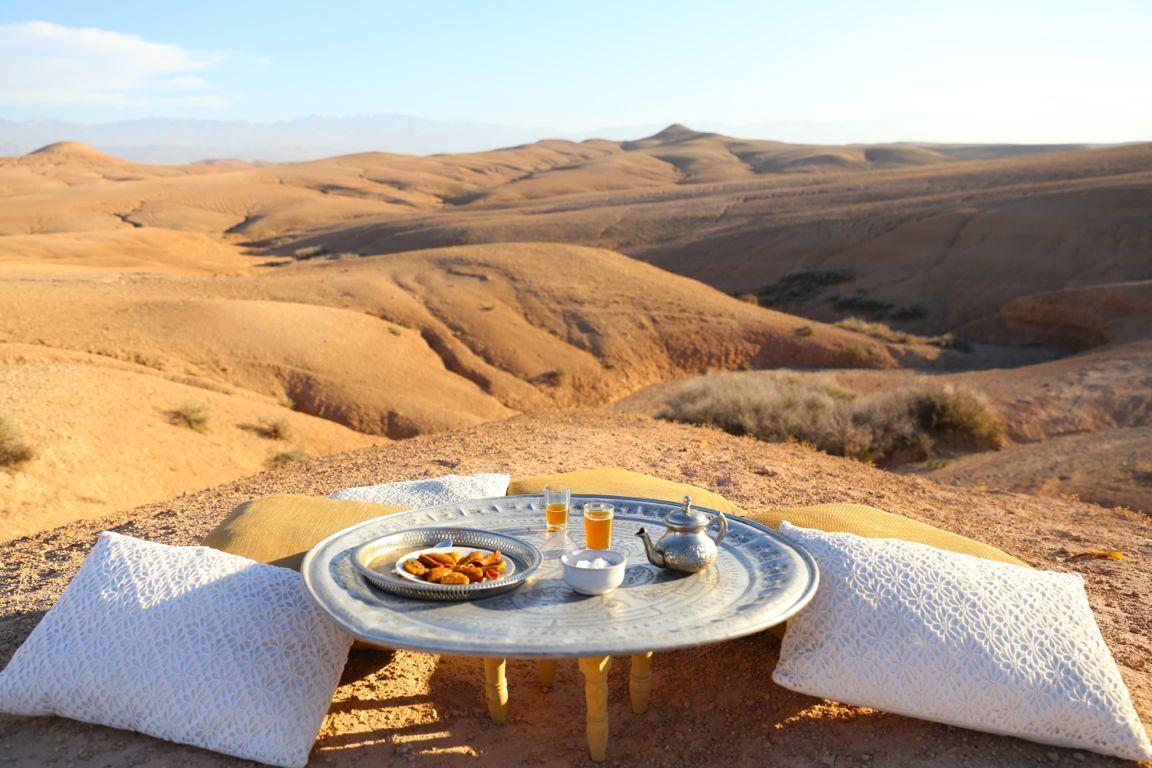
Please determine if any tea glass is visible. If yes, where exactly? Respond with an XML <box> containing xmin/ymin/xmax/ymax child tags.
<box><xmin>543</xmin><ymin>485</ymin><xmax>571</xmax><ymax>532</ymax></box>
<box><xmin>583</xmin><ymin>502</ymin><xmax>615</xmax><ymax>550</ymax></box>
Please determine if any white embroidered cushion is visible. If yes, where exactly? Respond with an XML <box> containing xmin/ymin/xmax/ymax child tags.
<box><xmin>0</xmin><ymin>532</ymin><xmax>351</xmax><ymax>768</ymax></box>
<box><xmin>329</xmin><ymin>472</ymin><xmax>510</xmax><ymax>506</ymax></box>
<box><xmin>772</xmin><ymin>522</ymin><xmax>1152</xmax><ymax>762</ymax></box>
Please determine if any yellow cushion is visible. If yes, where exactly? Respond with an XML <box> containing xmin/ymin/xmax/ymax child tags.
<box><xmin>507</xmin><ymin>468</ymin><xmax>741</xmax><ymax>514</ymax></box>
<box><xmin>202</xmin><ymin>494</ymin><xmax>406</xmax><ymax>571</ymax></box>
<box><xmin>750</xmin><ymin>502</ymin><xmax>1027</xmax><ymax>567</ymax></box>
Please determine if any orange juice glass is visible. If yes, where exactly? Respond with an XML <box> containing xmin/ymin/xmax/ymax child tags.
<box><xmin>543</xmin><ymin>485</ymin><xmax>570</xmax><ymax>531</ymax></box>
<box><xmin>583</xmin><ymin>502</ymin><xmax>615</xmax><ymax>550</ymax></box>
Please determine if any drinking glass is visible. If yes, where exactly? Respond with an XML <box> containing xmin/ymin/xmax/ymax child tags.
<box><xmin>543</xmin><ymin>485</ymin><xmax>571</xmax><ymax>531</ymax></box>
<box><xmin>583</xmin><ymin>502</ymin><xmax>615</xmax><ymax>550</ymax></box>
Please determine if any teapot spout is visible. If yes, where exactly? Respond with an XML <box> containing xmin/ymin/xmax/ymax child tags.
<box><xmin>635</xmin><ymin>527</ymin><xmax>665</xmax><ymax>567</ymax></box>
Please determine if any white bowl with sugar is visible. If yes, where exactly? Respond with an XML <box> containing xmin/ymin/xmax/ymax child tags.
<box><xmin>560</xmin><ymin>548</ymin><xmax>627</xmax><ymax>595</ymax></box>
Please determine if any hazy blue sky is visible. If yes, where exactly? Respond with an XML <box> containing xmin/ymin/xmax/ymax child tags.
<box><xmin>1</xmin><ymin>0</ymin><xmax>1149</xmax><ymax>143</ymax></box>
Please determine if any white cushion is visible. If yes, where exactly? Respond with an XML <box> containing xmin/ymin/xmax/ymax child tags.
<box><xmin>329</xmin><ymin>471</ymin><xmax>510</xmax><ymax>506</ymax></box>
<box><xmin>0</xmin><ymin>532</ymin><xmax>351</xmax><ymax>768</ymax></box>
<box><xmin>772</xmin><ymin>522</ymin><xmax>1152</xmax><ymax>762</ymax></box>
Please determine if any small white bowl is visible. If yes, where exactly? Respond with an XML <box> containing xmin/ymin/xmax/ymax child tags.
<box><xmin>561</xmin><ymin>549</ymin><xmax>626</xmax><ymax>595</ymax></box>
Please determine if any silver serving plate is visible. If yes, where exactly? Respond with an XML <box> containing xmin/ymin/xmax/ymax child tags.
<box><xmin>302</xmin><ymin>495</ymin><xmax>819</xmax><ymax>658</ymax></box>
<box><xmin>351</xmin><ymin>527</ymin><xmax>541</xmax><ymax>601</ymax></box>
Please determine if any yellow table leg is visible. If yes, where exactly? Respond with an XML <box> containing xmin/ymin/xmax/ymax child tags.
<box><xmin>629</xmin><ymin>651</ymin><xmax>653</xmax><ymax>714</ymax></box>
<box><xmin>579</xmin><ymin>656</ymin><xmax>612</xmax><ymax>762</ymax></box>
<box><xmin>483</xmin><ymin>658</ymin><xmax>508</xmax><ymax>724</ymax></box>
<box><xmin>538</xmin><ymin>659</ymin><xmax>557</xmax><ymax>691</ymax></box>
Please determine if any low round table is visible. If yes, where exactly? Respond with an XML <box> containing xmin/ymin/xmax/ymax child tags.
<box><xmin>302</xmin><ymin>494</ymin><xmax>819</xmax><ymax>761</ymax></box>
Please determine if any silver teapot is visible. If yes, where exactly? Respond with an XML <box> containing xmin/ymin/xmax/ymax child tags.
<box><xmin>636</xmin><ymin>496</ymin><xmax>728</xmax><ymax>573</ymax></box>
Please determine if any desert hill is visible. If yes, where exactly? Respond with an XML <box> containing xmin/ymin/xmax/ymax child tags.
<box><xmin>0</xmin><ymin>346</ymin><xmax>378</xmax><ymax>539</ymax></box>
<box><xmin>0</xmin><ymin>228</ymin><xmax>252</xmax><ymax>276</ymax></box>
<box><xmin>2</xmin><ymin>239</ymin><xmax>941</xmax><ymax>537</ymax></box>
<box><xmin>0</xmin><ymin>411</ymin><xmax>1147</xmax><ymax>767</ymax></box>
<box><xmin>616</xmin><ymin>269</ymin><xmax>1152</xmax><ymax>513</ymax></box>
<box><xmin>2</xmin><ymin>128</ymin><xmax>1149</xmax><ymax>537</ymax></box>
<box><xmin>3</xmin><ymin>133</ymin><xmax>1145</xmax><ymax>345</ymax></box>
<box><xmin>287</xmin><ymin>141</ymin><xmax>1152</xmax><ymax>339</ymax></box>
<box><xmin>992</xmin><ymin>280</ymin><xmax>1152</xmax><ymax>351</ymax></box>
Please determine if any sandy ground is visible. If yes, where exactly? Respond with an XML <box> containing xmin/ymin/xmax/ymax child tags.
<box><xmin>924</xmin><ymin>426</ymin><xmax>1152</xmax><ymax>512</ymax></box>
<box><xmin>1</xmin><ymin>411</ymin><xmax>1148</xmax><ymax>767</ymax></box>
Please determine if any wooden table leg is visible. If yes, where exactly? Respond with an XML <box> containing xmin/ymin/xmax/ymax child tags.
<box><xmin>538</xmin><ymin>659</ymin><xmax>557</xmax><ymax>691</ymax></box>
<box><xmin>579</xmin><ymin>656</ymin><xmax>612</xmax><ymax>762</ymax></box>
<box><xmin>629</xmin><ymin>651</ymin><xmax>653</xmax><ymax>714</ymax></box>
<box><xmin>483</xmin><ymin>658</ymin><xmax>508</xmax><ymax>724</ymax></box>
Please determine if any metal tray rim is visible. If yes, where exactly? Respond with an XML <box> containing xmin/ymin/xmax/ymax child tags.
<box><xmin>301</xmin><ymin>494</ymin><xmax>820</xmax><ymax>658</ymax></box>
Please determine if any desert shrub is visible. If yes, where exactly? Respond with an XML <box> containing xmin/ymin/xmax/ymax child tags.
<box><xmin>910</xmin><ymin>384</ymin><xmax>1006</xmax><ymax>451</ymax></box>
<box><xmin>839</xmin><ymin>343</ymin><xmax>874</xmax><ymax>366</ymax></box>
<box><xmin>758</xmin><ymin>268</ymin><xmax>854</xmax><ymax>306</ymax></box>
<box><xmin>940</xmin><ymin>336</ymin><xmax>974</xmax><ymax>353</ymax></box>
<box><xmin>0</xmin><ymin>418</ymin><xmax>34</xmax><ymax>467</ymax></box>
<box><xmin>835</xmin><ymin>317</ymin><xmax>972</xmax><ymax>352</ymax></box>
<box><xmin>655</xmin><ymin>373</ymin><xmax>1004</xmax><ymax>465</ymax></box>
<box><xmin>734</xmin><ymin>293</ymin><xmax>760</xmax><ymax>305</ymax></box>
<box><xmin>168</xmin><ymin>402</ymin><xmax>210</xmax><ymax>432</ymax></box>
<box><xmin>830</xmin><ymin>294</ymin><xmax>895</xmax><ymax>317</ymax></box>
<box><xmin>269</xmin><ymin>446</ymin><xmax>306</xmax><ymax>466</ymax></box>
<box><xmin>836</xmin><ymin>317</ymin><xmax>913</xmax><ymax>343</ymax></box>
<box><xmin>538</xmin><ymin>368</ymin><xmax>570</xmax><ymax>387</ymax></box>
<box><xmin>291</xmin><ymin>245</ymin><xmax>329</xmax><ymax>261</ymax></box>
<box><xmin>794</xmin><ymin>325</ymin><xmax>814</xmax><ymax>337</ymax></box>
<box><xmin>256</xmin><ymin>418</ymin><xmax>292</xmax><ymax>441</ymax></box>
<box><xmin>891</xmin><ymin>303</ymin><xmax>929</xmax><ymax>322</ymax></box>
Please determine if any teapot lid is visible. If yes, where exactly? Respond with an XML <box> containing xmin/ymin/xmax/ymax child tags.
<box><xmin>665</xmin><ymin>496</ymin><xmax>710</xmax><ymax>529</ymax></box>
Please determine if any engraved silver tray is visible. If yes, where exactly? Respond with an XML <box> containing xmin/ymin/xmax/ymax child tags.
<box><xmin>351</xmin><ymin>527</ymin><xmax>542</xmax><ymax>601</ymax></box>
<box><xmin>302</xmin><ymin>494</ymin><xmax>819</xmax><ymax>659</ymax></box>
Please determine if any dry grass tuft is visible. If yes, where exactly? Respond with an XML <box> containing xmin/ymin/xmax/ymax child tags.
<box><xmin>291</xmin><ymin>245</ymin><xmax>329</xmax><ymax>261</ymax></box>
<box><xmin>0</xmin><ymin>418</ymin><xmax>34</xmax><ymax>467</ymax></box>
<box><xmin>839</xmin><ymin>343</ymin><xmax>875</xmax><ymax>366</ymax></box>
<box><xmin>835</xmin><ymin>317</ymin><xmax>968</xmax><ymax>350</ymax></box>
<box><xmin>537</xmin><ymin>368</ymin><xmax>570</xmax><ymax>387</ymax></box>
<box><xmin>269</xmin><ymin>446</ymin><xmax>306</xmax><ymax>466</ymax></box>
<box><xmin>656</xmin><ymin>372</ymin><xmax>1005</xmax><ymax>465</ymax></box>
<box><xmin>255</xmin><ymin>418</ymin><xmax>292</xmax><ymax>441</ymax></box>
<box><xmin>168</xmin><ymin>402</ymin><xmax>210</xmax><ymax>432</ymax></box>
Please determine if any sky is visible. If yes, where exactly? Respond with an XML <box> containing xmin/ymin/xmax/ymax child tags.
<box><xmin>0</xmin><ymin>0</ymin><xmax>1150</xmax><ymax>144</ymax></box>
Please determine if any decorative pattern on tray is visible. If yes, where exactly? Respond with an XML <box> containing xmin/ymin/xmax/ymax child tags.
<box><xmin>304</xmin><ymin>495</ymin><xmax>818</xmax><ymax>658</ymax></box>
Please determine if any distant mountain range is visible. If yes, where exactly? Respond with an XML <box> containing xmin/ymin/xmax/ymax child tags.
<box><xmin>0</xmin><ymin>115</ymin><xmax>644</xmax><ymax>163</ymax></box>
<box><xmin>1</xmin><ymin>114</ymin><xmax>1115</xmax><ymax>164</ymax></box>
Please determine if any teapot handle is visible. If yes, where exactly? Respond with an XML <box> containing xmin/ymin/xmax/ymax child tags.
<box><xmin>710</xmin><ymin>508</ymin><xmax>728</xmax><ymax>547</ymax></box>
